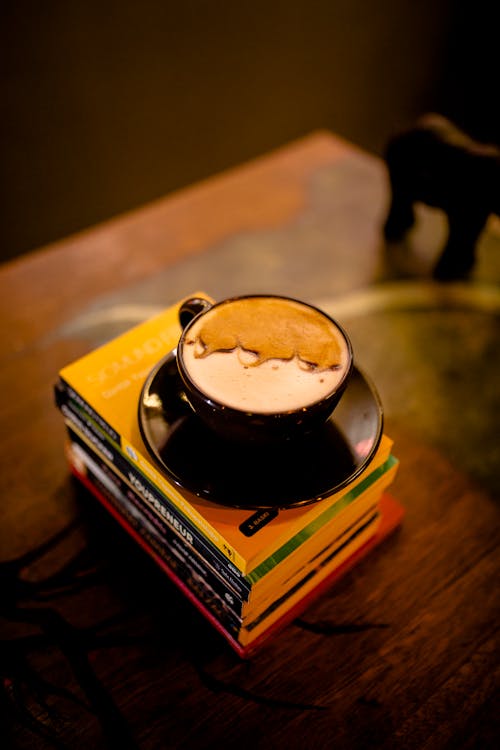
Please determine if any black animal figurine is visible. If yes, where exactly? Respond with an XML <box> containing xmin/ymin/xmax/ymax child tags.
<box><xmin>383</xmin><ymin>113</ymin><xmax>500</xmax><ymax>280</ymax></box>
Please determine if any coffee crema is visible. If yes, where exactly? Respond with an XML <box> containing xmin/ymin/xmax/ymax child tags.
<box><xmin>180</xmin><ymin>297</ymin><xmax>351</xmax><ymax>414</ymax></box>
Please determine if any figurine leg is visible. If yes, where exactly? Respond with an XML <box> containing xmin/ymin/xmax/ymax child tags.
<box><xmin>384</xmin><ymin>195</ymin><xmax>416</xmax><ymax>240</ymax></box>
<box><xmin>433</xmin><ymin>210</ymin><xmax>488</xmax><ymax>281</ymax></box>
<box><xmin>383</xmin><ymin>160</ymin><xmax>416</xmax><ymax>240</ymax></box>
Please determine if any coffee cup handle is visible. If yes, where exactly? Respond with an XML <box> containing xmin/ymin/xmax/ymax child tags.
<box><xmin>178</xmin><ymin>295</ymin><xmax>214</xmax><ymax>329</ymax></box>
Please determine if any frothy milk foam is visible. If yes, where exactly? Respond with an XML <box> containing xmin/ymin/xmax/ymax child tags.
<box><xmin>181</xmin><ymin>297</ymin><xmax>350</xmax><ymax>413</ymax></box>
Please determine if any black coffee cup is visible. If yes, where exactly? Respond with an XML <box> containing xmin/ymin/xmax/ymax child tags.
<box><xmin>176</xmin><ymin>294</ymin><xmax>354</xmax><ymax>443</ymax></box>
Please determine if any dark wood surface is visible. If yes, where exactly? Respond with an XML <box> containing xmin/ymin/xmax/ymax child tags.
<box><xmin>1</xmin><ymin>132</ymin><xmax>498</xmax><ymax>749</ymax></box>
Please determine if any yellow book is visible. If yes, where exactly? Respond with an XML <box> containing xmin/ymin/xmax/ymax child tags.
<box><xmin>238</xmin><ymin>514</ymin><xmax>381</xmax><ymax>647</ymax></box>
<box><xmin>245</xmin><ymin>458</ymin><xmax>399</xmax><ymax>612</ymax></box>
<box><xmin>241</xmin><ymin>507</ymin><xmax>382</xmax><ymax>627</ymax></box>
<box><xmin>56</xmin><ymin>294</ymin><xmax>394</xmax><ymax>578</ymax></box>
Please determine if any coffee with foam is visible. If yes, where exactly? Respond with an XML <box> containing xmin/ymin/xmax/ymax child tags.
<box><xmin>180</xmin><ymin>297</ymin><xmax>351</xmax><ymax>414</ymax></box>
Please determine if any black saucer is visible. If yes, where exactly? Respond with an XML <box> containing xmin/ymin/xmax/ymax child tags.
<box><xmin>138</xmin><ymin>352</ymin><xmax>383</xmax><ymax>509</ymax></box>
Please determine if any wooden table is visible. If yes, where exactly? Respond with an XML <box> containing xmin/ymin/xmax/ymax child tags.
<box><xmin>1</xmin><ymin>131</ymin><xmax>499</xmax><ymax>749</ymax></box>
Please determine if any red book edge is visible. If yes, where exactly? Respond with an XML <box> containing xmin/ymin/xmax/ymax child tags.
<box><xmin>70</xmin><ymin>465</ymin><xmax>404</xmax><ymax>659</ymax></box>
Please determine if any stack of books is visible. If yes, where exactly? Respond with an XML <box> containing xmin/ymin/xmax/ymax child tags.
<box><xmin>54</xmin><ymin>293</ymin><xmax>403</xmax><ymax>657</ymax></box>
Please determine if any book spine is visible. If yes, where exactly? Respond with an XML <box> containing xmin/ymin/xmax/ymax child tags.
<box><xmin>58</xmin><ymin>394</ymin><xmax>251</xmax><ymax>599</ymax></box>
<box><xmin>67</xmin><ymin>437</ymin><xmax>243</xmax><ymax>637</ymax></box>
<box><xmin>243</xmin><ymin>511</ymin><xmax>381</xmax><ymax>634</ymax></box>
<box><xmin>246</xmin><ymin>454</ymin><xmax>399</xmax><ymax>585</ymax></box>
<box><xmin>55</xmin><ymin>379</ymin><xmax>121</xmax><ymax>445</ymax></box>
<box><xmin>66</xmin><ymin>425</ymin><xmax>247</xmax><ymax>620</ymax></box>
<box><xmin>70</xmin><ymin>463</ymin><xmax>245</xmax><ymax>652</ymax></box>
<box><xmin>55</xmin><ymin>377</ymin><xmax>246</xmax><ymax>572</ymax></box>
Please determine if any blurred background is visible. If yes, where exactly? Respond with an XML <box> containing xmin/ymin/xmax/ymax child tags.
<box><xmin>1</xmin><ymin>0</ymin><xmax>497</xmax><ymax>264</ymax></box>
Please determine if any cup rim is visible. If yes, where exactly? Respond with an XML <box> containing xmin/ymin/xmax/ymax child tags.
<box><xmin>177</xmin><ymin>293</ymin><xmax>354</xmax><ymax>418</ymax></box>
